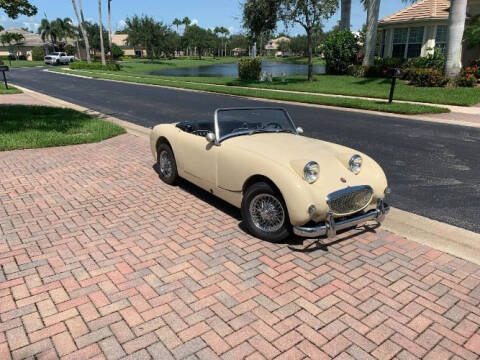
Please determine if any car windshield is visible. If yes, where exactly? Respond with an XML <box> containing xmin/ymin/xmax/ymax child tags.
<box><xmin>216</xmin><ymin>108</ymin><xmax>296</xmax><ymax>141</ymax></box>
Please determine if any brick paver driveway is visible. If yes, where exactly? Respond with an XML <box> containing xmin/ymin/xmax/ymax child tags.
<box><xmin>1</xmin><ymin>134</ymin><xmax>480</xmax><ymax>360</ymax></box>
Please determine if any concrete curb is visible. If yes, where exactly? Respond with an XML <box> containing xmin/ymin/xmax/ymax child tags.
<box><xmin>47</xmin><ymin>69</ymin><xmax>480</xmax><ymax>129</ymax></box>
<box><xmin>10</xmin><ymin>83</ymin><xmax>480</xmax><ymax>265</ymax></box>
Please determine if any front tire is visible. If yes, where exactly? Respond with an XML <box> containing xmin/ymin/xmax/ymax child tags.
<box><xmin>157</xmin><ymin>144</ymin><xmax>178</xmax><ymax>185</ymax></box>
<box><xmin>241</xmin><ymin>182</ymin><xmax>290</xmax><ymax>242</ymax></box>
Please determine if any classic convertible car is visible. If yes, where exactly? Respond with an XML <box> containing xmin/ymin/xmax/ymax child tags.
<box><xmin>150</xmin><ymin>108</ymin><xmax>390</xmax><ymax>242</ymax></box>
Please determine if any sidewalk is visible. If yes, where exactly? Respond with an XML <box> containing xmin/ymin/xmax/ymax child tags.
<box><xmin>0</xmin><ymin>92</ymin><xmax>58</xmax><ymax>107</ymax></box>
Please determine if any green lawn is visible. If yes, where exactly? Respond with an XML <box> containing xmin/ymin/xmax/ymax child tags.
<box><xmin>1</xmin><ymin>60</ymin><xmax>45</xmax><ymax>68</ymax></box>
<box><xmin>53</xmin><ymin>68</ymin><xmax>448</xmax><ymax>115</ymax></box>
<box><xmin>0</xmin><ymin>105</ymin><xmax>126</xmax><ymax>151</ymax></box>
<box><xmin>118</xmin><ymin>57</ymin><xmax>238</xmax><ymax>74</ymax></box>
<box><xmin>263</xmin><ymin>56</ymin><xmax>325</xmax><ymax>65</ymax></box>
<box><xmin>0</xmin><ymin>84</ymin><xmax>22</xmax><ymax>94</ymax></box>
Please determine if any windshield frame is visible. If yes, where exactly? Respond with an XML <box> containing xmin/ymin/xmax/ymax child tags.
<box><xmin>213</xmin><ymin>107</ymin><xmax>298</xmax><ymax>144</ymax></box>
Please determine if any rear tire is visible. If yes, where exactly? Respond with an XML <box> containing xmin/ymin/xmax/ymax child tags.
<box><xmin>241</xmin><ymin>182</ymin><xmax>290</xmax><ymax>242</ymax></box>
<box><xmin>157</xmin><ymin>143</ymin><xmax>178</xmax><ymax>185</ymax></box>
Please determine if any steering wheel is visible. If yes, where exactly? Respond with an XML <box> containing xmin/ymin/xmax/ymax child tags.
<box><xmin>264</xmin><ymin>122</ymin><xmax>282</xmax><ymax>130</ymax></box>
<box><xmin>231</xmin><ymin>122</ymin><xmax>250</xmax><ymax>133</ymax></box>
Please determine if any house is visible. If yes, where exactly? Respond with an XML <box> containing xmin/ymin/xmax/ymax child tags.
<box><xmin>232</xmin><ymin>47</ymin><xmax>247</xmax><ymax>57</ymax></box>
<box><xmin>265</xmin><ymin>36</ymin><xmax>291</xmax><ymax>56</ymax></box>
<box><xmin>0</xmin><ymin>28</ymin><xmax>50</xmax><ymax>60</ymax></box>
<box><xmin>111</xmin><ymin>34</ymin><xmax>146</xmax><ymax>58</ymax></box>
<box><xmin>377</xmin><ymin>0</ymin><xmax>480</xmax><ymax>65</ymax></box>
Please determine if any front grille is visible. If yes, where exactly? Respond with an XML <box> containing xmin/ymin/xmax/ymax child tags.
<box><xmin>327</xmin><ymin>186</ymin><xmax>373</xmax><ymax>216</ymax></box>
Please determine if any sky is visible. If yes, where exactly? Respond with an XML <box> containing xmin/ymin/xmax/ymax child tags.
<box><xmin>0</xmin><ymin>0</ymin><xmax>411</xmax><ymax>35</ymax></box>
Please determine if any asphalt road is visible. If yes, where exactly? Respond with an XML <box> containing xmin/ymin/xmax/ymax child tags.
<box><xmin>8</xmin><ymin>67</ymin><xmax>480</xmax><ymax>233</ymax></box>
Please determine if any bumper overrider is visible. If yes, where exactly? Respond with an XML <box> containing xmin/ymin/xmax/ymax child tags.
<box><xmin>293</xmin><ymin>199</ymin><xmax>390</xmax><ymax>238</ymax></box>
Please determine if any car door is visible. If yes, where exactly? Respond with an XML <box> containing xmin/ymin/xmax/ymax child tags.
<box><xmin>180</xmin><ymin>133</ymin><xmax>218</xmax><ymax>189</ymax></box>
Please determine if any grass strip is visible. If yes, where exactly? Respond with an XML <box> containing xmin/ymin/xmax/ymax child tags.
<box><xmin>0</xmin><ymin>105</ymin><xmax>126</xmax><ymax>151</ymax></box>
<box><xmin>0</xmin><ymin>84</ymin><xmax>22</xmax><ymax>94</ymax></box>
<box><xmin>53</xmin><ymin>68</ymin><xmax>450</xmax><ymax>115</ymax></box>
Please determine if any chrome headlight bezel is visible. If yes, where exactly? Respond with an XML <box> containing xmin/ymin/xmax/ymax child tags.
<box><xmin>349</xmin><ymin>155</ymin><xmax>363</xmax><ymax>174</ymax></box>
<box><xmin>303</xmin><ymin>161</ymin><xmax>320</xmax><ymax>184</ymax></box>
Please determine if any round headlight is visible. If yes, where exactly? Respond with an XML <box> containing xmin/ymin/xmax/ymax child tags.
<box><xmin>349</xmin><ymin>155</ymin><xmax>362</xmax><ymax>174</ymax></box>
<box><xmin>303</xmin><ymin>161</ymin><xmax>320</xmax><ymax>184</ymax></box>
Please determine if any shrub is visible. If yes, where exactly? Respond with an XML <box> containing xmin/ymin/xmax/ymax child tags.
<box><xmin>238</xmin><ymin>57</ymin><xmax>262</xmax><ymax>81</ymax></box>
<box><xmin>346</xmin><ymin>64</ymin><xmax>365</xmax><ymax>77</ymax></box>
<box><xmin>111</xmin><ymin>44</ymin><xmax>124</xmax><ymax>60</ymax></box>
<box><xmin>321</xmin><ymin>30</ymin><xmax>360</xmax><ymax>75</ymax></box>
<box><xmin>409</xmin><ymin>69</ymin><xmax>448</xmax><ymax>87</ymax></box>
<box><xmin>406</xmin><ymin>48</ymin><xmax>445</xmax><ymax>71</ymax></box>
<box><xmin>69</xmin><ymin>61</ymin><xmax>121</xmax><ymax>71</ymax></box>
<box><xmin>31</xmin><ymin>46</ymin><xmax>45</xmax><ymax>61</ymax></box>
<box><xmin>363</xmin><ymin>65</ymin><xmax>386</xmax><ymax>78</ymax></box>
<box><xmin>456</xmin><ymin>68</ymin><xmax>478</xmax><ymax>87</ymax></box>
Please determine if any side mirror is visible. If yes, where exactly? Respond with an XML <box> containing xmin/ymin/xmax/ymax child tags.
<box><xmin>206</xmin><ymin>132</ymin><xmax>216</xmax><ymax>143</ymax></box>
<box><xmin>296</xmin><ymin>127</ymin><xmax>304</xmax><ymax>135</ymax></box>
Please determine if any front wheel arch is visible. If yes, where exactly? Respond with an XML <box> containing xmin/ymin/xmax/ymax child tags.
<box><xmin>242</xmin><ymin>175</ymin><xmax>290</xmax><ymax>219</ymax></box>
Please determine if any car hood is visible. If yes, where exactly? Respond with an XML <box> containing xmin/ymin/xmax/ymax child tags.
<box><xmin>223</xmin><ymin>132</ymin><xmax>387</xmax><ymax>191</ymax></box>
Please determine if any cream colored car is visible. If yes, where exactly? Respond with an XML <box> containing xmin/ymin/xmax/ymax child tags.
<box><xmin>150</xmin><ymin>108</ymin><xmax>390</xmax><ymax>242</ymax></box>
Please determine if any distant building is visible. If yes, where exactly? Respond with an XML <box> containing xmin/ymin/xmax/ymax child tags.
<box><xmin>232</xmin><ymin>47</ymin><xmax>247</xmax><ymax>57</ymax></box>
<box><xmin>0</xmin><ymin>28</ymin><xmax>49</xmax><ymax>61</ymax></box>
<box><xmin>377</xmin><ymin>0</ymin><xmax>480</xmax><ymax>65</ymax></box>
<box><xmin>111</xmin><ymin>34</ymin><xmax>146</xmax><ymax>58</ymax></box>
<box><xmin>265</xmin><ymin>36</ymin><xmax>290</xmax><ymax>56</ymax></box>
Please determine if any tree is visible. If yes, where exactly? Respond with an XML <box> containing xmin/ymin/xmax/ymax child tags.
<box><xmin>172</xmin><ymin>18</ymin><xmax>182</xmax><ymax>33</ymax></box>
<box><xmin>71</xmin><ymin>0</ymin><xmax>91</xmax><ymax>63</ymax></box>
<box><xmin>279</xmin><ymin>0</ymin><xmax>338</xmax><ymax>81</ymax></box>
<box><xmin>107</xmin><ymin>0</ymin><xmax>113</xmax><ymax>50</ymax></box>
<box><xmin>0</xmin><ymin>26</ymin><xmax>4</xmax><ymax>32</ymax></box>
<box><xmin>243</xmin><ymin>0</ymin><xmax>280</xmax><ymax>56</ymax></box>
<box><xmin>465</xmin><ymin>15</ymin><xmax>480</xmax><ymax>50</ymax></box>
<box><xmin>84</xmin><ymin>22</ymin><xmax>110</xmax><ymax>59</ymax></box>
<box><xmin>214</xmin><ymin>26</ymin><xmax>229</xmax><ymax>57</ymax></box>
<box><xmin>0</xmin><ymin>0</ymin><xmax>37</xmax><ymax>19</ymax></box>
<box><xmin>445</xmin><ymin>0</ymin><xmax>468</xmax><ymax>78</ymax></box>
<box><xmin>340</xmin><ymin>0</ymin><xmax>351</xmax><ymax>30</ymax></box>
<box><xmin>0</xmin><ymin>32</ymin><xmax>24</xmax><ymax>60</ymax></box>
<box><xmin>182</xmin><ymin>17</ymin><xmax>192</xmax><ymax>56</ymax></box>
<box><xmin>362</xmin><ymin>0</ymin><xmax>380</xmax><ymax>66</ymax></box>
<box><xmin>183</xmin><ymin>25</ymin><xmax>215</xmax><ymax>59</ymax></box>
<box><xmin>98</xmin><ymin>0</ymin><xmax>106</xmax><ymax>65</ymax></box>
<box><xmin>38</xmin><ymin>19</ymin><xmax>58</xmax><ymax>49</ymax></box>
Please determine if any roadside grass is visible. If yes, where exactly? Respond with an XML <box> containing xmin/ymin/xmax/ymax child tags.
<box><xmin>0</xmin><ymin>105</ymin><xmax>126</xmax><ymax>151</ymax></box>
<box><xmin>52</xmin><ymin>68</ymin><xmax>449</xmax><ymax>115</ymax></box>
<box><xmin>0</xmin><ymin>84</ymin><xmax>22</xmax><ymax>94</ymax></box>
<box><xmin>1</xmin><ymin>60</ymin><xmax>45</xmax><ymax>68</ymax></box>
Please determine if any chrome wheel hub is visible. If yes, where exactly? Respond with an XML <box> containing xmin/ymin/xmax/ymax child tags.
<box><xmin>249</xmin><ymin>194</ymin><xmax>285</xmax><ymax>232</ymax></box>
<box><xmin>159</xmin><ymin>150</ymin><xmax>173</xmax><ymax>178</ymax></box>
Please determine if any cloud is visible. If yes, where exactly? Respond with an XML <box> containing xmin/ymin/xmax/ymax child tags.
<box><xmin>0</xmin><ymin>14</ymin><xmax>40</xmax><ymax>31</ymax></box>
<box><xmin>116</xmin><ymin>19</ymin><xmax>126</xmax><ymax>30</ymax></box>
<box><xmin>191</xmin><ymin>19</ymin><xmax>198</xmax><ymax>25</ymax></box>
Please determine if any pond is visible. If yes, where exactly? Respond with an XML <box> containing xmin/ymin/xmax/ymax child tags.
<box><xmin>151</xmin><ymin>60</ymin><xmax>326</xmax><ymax>77</ymax></box>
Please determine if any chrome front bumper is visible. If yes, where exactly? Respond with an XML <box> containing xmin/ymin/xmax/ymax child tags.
<box><xmin>293</xmin><ymin>199</ymin><xmax>390</xmax><ymax>239</ymax></box>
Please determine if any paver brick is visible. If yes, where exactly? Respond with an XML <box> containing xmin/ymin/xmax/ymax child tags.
<box><xmin>1</xmin><ymin>135</ymin><xmax>480</xmax><ymax>360</ymax></box>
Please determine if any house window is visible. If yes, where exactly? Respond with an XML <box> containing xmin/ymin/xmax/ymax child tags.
<box><xmin>392</xmin><ymin>28</ymin><xmax>408</xmax><ymax>58</ymax></box>
<box><xmin>435</xmin><ymin>25</ymin><xmax>448</xmax><ymax>54</ymax></box>
<box><xmin>407</xmin><ymin>27</ymin><xmax>424</xmax><ymax>58</ymax></box>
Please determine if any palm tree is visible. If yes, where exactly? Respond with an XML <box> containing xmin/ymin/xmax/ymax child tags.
<box><xmin>172</xmin><ymin>18</ymin><xmax>182</xmax><ymax>33</ymax></box>
<box><xmin>107</xmin><ymin>0</ymin><xmax>113</xmax><ymax>50</ymax></box>
<box><xmin>71</xmin><ymin>0</ymin><xmax>91</xmax><ymax>63</ymax></box>
<box><xmin>445</xmin><ymin>0</ymin><xmax>468</xmax><ymax>79</ymax></box>
<box><xmin>182</xmin><ymin>17</ymin><xmax>191</xmax><ymax>56</ymax></box>
<box><xmin>0</xmin><ymin>25</ymin><xmax>4</xmax><ymax>32</ymax></box>
<box><xmin>340</xmin><ymin>0</ymin><xmax>351</xmax><ymax>30</ymax></box>
<box><xmin>61</xmin><ymin>18</ymin><xmax>81</xmax><ymax>59</ymax></box>
<box><xmin>362</xmin><ymin>0</ymin><xmax>381</xmax><ymax>66</ymax></box>
<box><xmin>98</xmin><ymin>0</ymin><xmax>106</xmax><ymax>65</ymax></box>
<box><xmin>38</xmin><ymin>18</ymin><xmax>58</xmax><ymax>50</ymax></box>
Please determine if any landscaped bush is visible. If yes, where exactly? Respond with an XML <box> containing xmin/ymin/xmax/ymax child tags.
<box><xmin>321</xmin><ymin>30</ymin><xmax>360</xmax><ymax>75</ymax></box>
<box><xmin>405</xmin><ymin>48</ymin><xmax>445</xmax><ymax>71</ymax></box>
<box><xmin>69</xmin><ymin>61</ymin><xmax>121</xmax><ymax>71</ymax></box>
<box><xmin>456</xmin><ymin>68</ymin><xmax>478</xmax><ymax>87</ymax></box>
<box><xmin>111</xmin><ymin>45</ymin><xmax>124</xmax><ymax>60</ymax></box>
<box><xmin>409</xmin><ymin>69</ymin><xmax>449</xmax><ymax>87</ymax></box>
<box><xmin>238</xmin><ymin>57</ymin><xmax>262</xmax><ymax>81</ymax></box>
<box><xmin>346</xmin><ymin>64</ymin><xmax>365</xmax><ymax>77</ymax></box>
<box><xmin>31</xmin><ymin>46</ymin><xmax>45</xmax><ymax>61</ymax></box>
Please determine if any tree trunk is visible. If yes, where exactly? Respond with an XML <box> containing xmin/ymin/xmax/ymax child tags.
<box><xmin>98</xmin><ymin>0</ymin><xmax>106</xmax><ymax>65</ymax></box>
<box><xmin>445</xmin><ymin>0</ymin><xmax>468</xmax><ymax>79</ymax></box>
<box><xmin>75</xmin><ymin>38</ymin><xmax>81</xmax><ymax>60</ymax></box>
<box><xmin>72</xmin><ymin>0</ymin><xmax>91</xmax><ymax>63</ymax></box>
<box><xmin>107</xmin><ymin>0</ymin><xmax>112</xmax><ymax>51</ymax></box>
<box><xmin>307</xmin><ymin>30</ymin><xmax>313</xmax><ymax>81</ymax></box>
<box><xmin>340</xmin><ymin>0</ymin><xmax>352</xmax><ymax>30</ymax></box>
<box><xmin>362</xmin><ymin>0</ymin><xmax>381</xmax><ymax>66</ymax></box>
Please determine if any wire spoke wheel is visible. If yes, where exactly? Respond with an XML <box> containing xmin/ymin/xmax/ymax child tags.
<box><xmin>249</xmin><ymin>193</ymin><xmax>285</xmax><ymax>233</ymax></box>
<box><xmin>159</xmin><ymin>150</ymin><xmax>173</xmax><ymax>179</ymax></box>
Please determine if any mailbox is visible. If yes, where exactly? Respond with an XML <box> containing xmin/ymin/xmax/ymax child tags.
<box><xmin>0</xmin><ymin>65</ymin><xmax>9</xmax><ymax>90</ymax></box>
<box><xmin>388</xmin><ymin>67</ymin><xmax>401</xmax><ymax>103</ymax></box>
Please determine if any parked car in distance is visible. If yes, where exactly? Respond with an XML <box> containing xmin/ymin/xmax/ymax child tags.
<box><xmin>150</xmin><ymin>107</ymin><xmax>390</xmax><ymax>242</ymax></box>
<box><xmin>44</xmin><ymin>52</ymin><xmax>75</xmax><ymax>65</ymax></box>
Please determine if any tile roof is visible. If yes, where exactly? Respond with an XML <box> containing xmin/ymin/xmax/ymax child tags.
<box><xmin>379</xmin><ymin>0</ymin><xmax>450</xmax><ymax>25</ymax></box>
<box><xmin>0</xmin><ymin>28</ymin><xmax>47</xmax><ymax>47</ymax></box>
